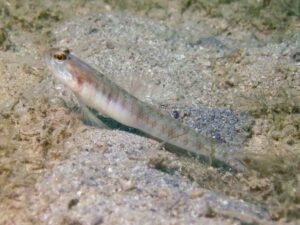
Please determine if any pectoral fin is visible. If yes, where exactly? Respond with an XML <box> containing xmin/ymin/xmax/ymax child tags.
<box><xmin>79</xmin><ymin>104</ymin><xmax>110</xmax><ymax>128</ymax></box>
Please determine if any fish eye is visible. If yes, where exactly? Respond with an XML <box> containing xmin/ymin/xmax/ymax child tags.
<box><xmin>53</xmin><ymin>52</ymin><xmax>67</xmax><ymax>60</ymax></box>
<box><xmin>52</xmin><ymin>48</ymin><xmax>70</xmax><ymax>61</ymax></box>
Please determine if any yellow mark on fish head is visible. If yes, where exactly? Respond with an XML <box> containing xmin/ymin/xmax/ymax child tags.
<box><xmin>52</xmin><ymin>47</ymin><xmax>70</xmax><ymax>61</ymax></box>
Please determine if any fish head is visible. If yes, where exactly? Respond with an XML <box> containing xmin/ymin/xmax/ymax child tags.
<box><xmin>45</xmin><ymin>47</ymin><xmax>82</xmax><ymax>92</ymax></box>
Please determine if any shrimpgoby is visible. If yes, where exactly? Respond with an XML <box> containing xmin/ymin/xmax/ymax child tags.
<box><xmin>45</xmin><ymin>48</ymin><xmax>220</xmax><ymax>163</ymax></box>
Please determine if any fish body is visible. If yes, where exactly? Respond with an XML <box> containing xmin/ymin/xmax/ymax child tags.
<box><xmin>45</xmin><ymin>48</ymin><xmax>217</xmax><ymax>160</ymax></box>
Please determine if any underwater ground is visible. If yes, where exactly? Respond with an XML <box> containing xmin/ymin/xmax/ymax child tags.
<box><xmin>0</xmin><ymin>0</ymin><xmax>299</xmax><ymax>224</ymax></box>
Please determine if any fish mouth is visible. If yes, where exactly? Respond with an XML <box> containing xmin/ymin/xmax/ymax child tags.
<box><xmin>43</xmin><ymin>50</ymin><xmax>53</xmax><ymax>71</ymax></box>
<box><xmin>44</xmin><ymin>48</ymin><xmax>58</xmax><ymax>63</ymax></box>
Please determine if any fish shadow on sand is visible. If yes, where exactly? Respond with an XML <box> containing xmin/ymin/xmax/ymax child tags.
<box><xmin>85</xmin><ymin>113</ymin><xmax>238</xmax><ymax>173</ymax></box>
